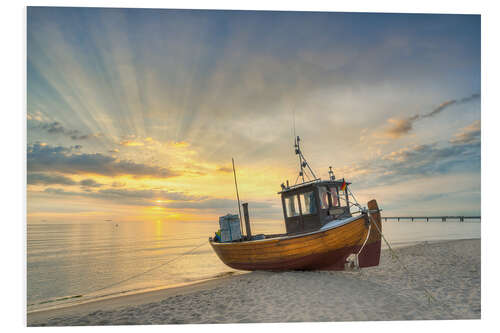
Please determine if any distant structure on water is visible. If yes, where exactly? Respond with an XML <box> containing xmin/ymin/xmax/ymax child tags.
<box><xmin>382</xmin><ymin>216</ymin><xmax>480</xmax><ymax>222</ymax></box>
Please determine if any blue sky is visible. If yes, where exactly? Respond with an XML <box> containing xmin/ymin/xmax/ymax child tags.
<box><xmin>27</xmin><ymin>7</ymin><xmax>481</xmax><ymax>223</ymax></box>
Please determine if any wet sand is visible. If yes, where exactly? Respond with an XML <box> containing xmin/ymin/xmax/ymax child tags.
<box><xmin>28</xmin><ymin>239</ymin><xmax>480</xmax><ymax>326</ymax></box>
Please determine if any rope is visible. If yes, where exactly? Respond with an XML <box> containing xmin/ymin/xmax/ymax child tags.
<box><xmin>354</xmin><ymin>222</ymin><xmax>372</xmax><ymax>267</ymax></box>
<box><xmin>348</xmin><ymin>187</ymin><xmax>361</xmax><ymax>210</ymax></box>
<box><xmin>86</xmin><ymin>240</ymin><xmax>208</xmax><ymax>296</ymax></box>
<box><xmin>367</xmin><ymin>211</ymin><xmax>437</xmax><ymax>305</ymax></box>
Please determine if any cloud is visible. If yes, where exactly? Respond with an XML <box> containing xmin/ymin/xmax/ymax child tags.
<box><xmin>40</xmin><ymin>186</ymin><xmax>275</xmax><ymax>211</ymax></box>
<box><xmin>383</xmin><ymin>93</ymin><xmax>480</xmax><ymax>138</ymax></box>
<box><xmin>338</xmin><ymin>124</ymin><xmax>481</xmax><ymax>190</ymax></box>
<box><xmin>28</xmin><ymin>172</ymin><xmax>104</xmax><ymax>188</ymax></box>
<box><xmin>30</xmin><ymin>118</ymin><xmax>99</xmax><ymax>141</ymax></box>
<box><xmin>119</xmin><ymin>139</ymin><xmax>144</xmax><ymax>147</ymax></box>
<box><xmin>44</xmin><ymin>188</ymin><xmax>73</xmax><ymax>196</ymax></box>
<box><xmin>216</xmin><ymin>166</ymin><xmax>233</xmax><ymax>173</ymax></box>
<box><xmin>164</xmin><ymin>198</ymin><xmax>273</xmax><ymax>210</ymax></box>
<box><xmin>449</xmin><ymin>120</ymin><xmax>481</xmax><ymax>145</ymax></box>
<box><xmin>419</xmin><ymin>100</ymin><xmax>459</xmax><ymax>120</ymax></box>
<box><xmin>27</xmin><ymin>173</ymin><xmax>77</xmax><ymax>186</ymax></box>
<box><xmin>27</xmin><ymin>143</ymin><xmax>177</xmax><ymax>178</ymax></box>
<box><xmin>384</xmin><ymin>118</ymin><xmax>415</xmax><ymax>139</ymax></box>
<box><xmin>96</xmin><ymin>188</ymin><xmax>200</xmax><ymax>201</ymax></box>
<box><xmin>27</xmin><ymin>111</ymin><xmax>48</xmax><ymax>122</ymax></box>
<box><xmin>118</xmin><ymin>137</ymin><xmax>189</xmax><ymax>149</ymax></box>
<box><xmin>40</xmin><ymin>121</ymin><xmax>65</xmax><ymax>134</ymax></box>
<box><xmin>25</xmin><ymin>9</ymin><xmax>481</xmax><ymax>219</ymax></box>
<box><xmin>70</xmin><ymin>134</ymin><xmax>94</xmax><ymax>140</ymax></box>
<box><xmin>361</xmin><ymin>140</ymin><xmax>481</xmax><ymax>186</ymax></box>
<box><xmin>382</xmin><ymin>144</ymin><xmax>436</xmax><ymax>163</ymax></box>
<box><xmin>43</xmin><ymin>187</ymin><xmax>198</xmax><ymax>201</ymax></box>
<box><xmin>79</xmin><ymin>178</ymin><xmax>103</xmax><ymax>188</ymax></box>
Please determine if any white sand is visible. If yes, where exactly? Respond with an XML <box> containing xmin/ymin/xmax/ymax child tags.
<box><xmin>28</xmin><ymin>239</ymin><xmax>480</xmax><ymax>326</ymax></box>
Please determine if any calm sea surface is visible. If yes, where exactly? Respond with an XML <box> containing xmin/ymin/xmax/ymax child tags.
<box><xmin>27</xmin><ymin>219</ymin><xmax>480</xmax><ymax>311</ymax></box>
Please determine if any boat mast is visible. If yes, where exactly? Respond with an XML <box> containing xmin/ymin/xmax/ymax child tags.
<box><xmin>232</xmin><ymin>158</ymin><xmax>244</xmax><ymax>235</ymax></box>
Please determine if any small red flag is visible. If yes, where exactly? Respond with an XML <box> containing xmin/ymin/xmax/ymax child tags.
<box><xmin>340</xmin><ymin>179</ymin><xmax>347</xmax><ymax>191</ymax></box>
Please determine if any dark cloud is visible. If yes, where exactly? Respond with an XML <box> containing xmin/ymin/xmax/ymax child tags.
<box><xmin>27</xmin><ymin>173</ymin><xmax>77</xmax><ymax>186</ymax></box>
<box><xmin>458</xmin><ymin>93</ymin><xmax>481</xmax><ymax>104</ymax></box>
<box><xmin>383</xmin><ymin>93</ymin><xmax>480</xmax><ymax>138</ymax></box>
<box><xmin>344</xmin><ymin>135</ymin><xmax>480</xmax><ymax>190</ymax></box>
<box><xmin>164</xmin><ymin>198</ymin><xmax>273</xmax><ymax>210</ymax></box>
<box><xmin>71</xmin><ymin>134</ymin><xmax>91</xmax><ymax>140</ymax></box>
<box><xmin>384</xmin><ymin>142</ymin><xmax>480</xmax><ymax>172</ymax></box>
<box><xmin>44</xmin><ymin>188</ymin><xmax>73</xmax><ymax>196</ymax></box>
<box><xmin>422</xmin><ymin>100</ymin><xmax>457</xmax><ymax>119</ymax></box>
<box><xmin>43</xmin><ymin>187</ymin><xmax>197</xmax><ymax>201</ymax></box>
<box><xmin>40</xmin><ymin>187</ymin><xmax>275</xmax><ymax>212</ymax></box>
<box><xmin>39</xmin><ymin>121</ymin><xmax>90</xmax><ymax>140</ymax></box>
<box><xmin>370</xmin><ymin>141</ymin><xmax>479</xmax><ymax>186</ymax></box>
<box><xmin>28</xmin><ymin>143</ymin><xmax>177</xmax><ymax>178</ymax></box>
<box><xmin>32</xmin><ymin>119</ymin><xmax>96</xmax><ymax>141</ymax></box>
<box><xmin>28</xmin><ymin>171</ymin><xmax>105</xmax><ymax>188</ymax></box>
<box><xmin>41</xmin><ymin>121</ymin><xmax>65</xmax><ymax>134</ymax></box>
<box><xmin>94</xmin><ymin>189</ymin><xmax>200</xmax><ymax>201</ymax></box>
<box><xmin>79</xmin><ymin>178</ymin><xmax>103</xmax><ymax>188</ymax></box>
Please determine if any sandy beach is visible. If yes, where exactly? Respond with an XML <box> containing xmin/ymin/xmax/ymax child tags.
<box><xmin>28</xmin><ymin>239</ymin><xmax>480</xmax><ymax>326</ymax></box>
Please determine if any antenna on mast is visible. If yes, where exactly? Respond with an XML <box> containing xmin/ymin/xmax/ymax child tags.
<box><xmin>294</xmin><ymin>136</ymin><xmax>318</xmax><ymax>184</ymax></box>
<box><xmin>328</xmin><ymin>166</ymin><xmax>336</xmax><ymax>180</ymax></box>
<box><xmin>292</xmin><ymin>105</ymin><xmax>296</xmax><ymax>140</ymax></box>
<box><xmin>290</xmin><ymin>105</ymin><xmax>318</xmax><ymax>185</ymax></box>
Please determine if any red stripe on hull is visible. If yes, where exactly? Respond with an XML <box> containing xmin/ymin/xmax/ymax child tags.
<box><xmin>357</xmin><ymin>240</ymin><xmax>381</xmax><ymax>268</ymax></box>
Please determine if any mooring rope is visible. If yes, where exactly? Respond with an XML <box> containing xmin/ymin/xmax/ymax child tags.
<box><xmin>86</xmin><ymin>240</ymin><xmax>208</xmax><ymax>296</ymax></box>
<box><xmin>364</xmin><ymin>208</ymin><xmax>468</xmax><ymax>320</ymax></box>
<box><xmin>355</xmin><ymin>223</ymin><xmax>372</xmax><ymax>266</ymax></box>
<box><xmin>366</xmin><ymin>210</ymin><xmax>438</xmax><ymax>305</ymax></box>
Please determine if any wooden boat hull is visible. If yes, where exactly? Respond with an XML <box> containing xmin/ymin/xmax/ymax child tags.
<box><xmin>210</xmin><ymin>200</ymin><xmax>382</xmax><ymax>271</ymax></box>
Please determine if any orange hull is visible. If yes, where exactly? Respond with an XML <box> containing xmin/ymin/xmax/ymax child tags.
<box><xmin>210</xmin><ymin>200</ymin><xmax>382</xmax><ymax>271</ymax></box>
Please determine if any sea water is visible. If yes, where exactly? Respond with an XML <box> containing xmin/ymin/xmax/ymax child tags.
<box><xmin>27</xmin><ymin>219</ymin><xmax>480</xmax><ymax>311</ymax></box>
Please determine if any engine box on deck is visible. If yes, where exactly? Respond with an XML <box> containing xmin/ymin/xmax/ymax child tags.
<box><xmin>219</xmin><ymin>214</ymin><xmax>242</xmax><ymax>242</ymax></box>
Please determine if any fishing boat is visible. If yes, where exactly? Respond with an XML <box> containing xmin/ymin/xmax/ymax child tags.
<box><xmin>209</xmin><ymin>136</ymin><xmax>382</xmax><ymax>271</ymax></box>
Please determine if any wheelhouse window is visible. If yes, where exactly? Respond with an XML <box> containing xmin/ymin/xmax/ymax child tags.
<box><xmin>300</xmin><ymin>191</ymin><xmax>317</xmax><ymax>215</ymax></box>
<box><xmin>329</xmin><ymin>186</ymin><xmax>340</xmax><ymax>207</ymax></box>
<box><xmin>318</xmin><ymin>186</ymin><xmax>329</xmax><ymax>209</ymax></box>
<box><xmin>285</xmin><ymin>195</ymin><xmax>299</xmax><ymax>217</ymax></box>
